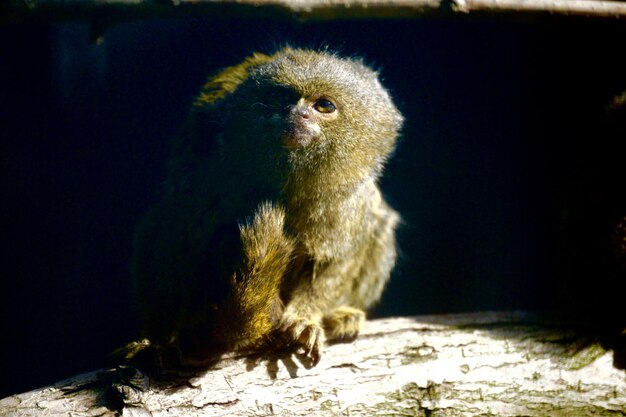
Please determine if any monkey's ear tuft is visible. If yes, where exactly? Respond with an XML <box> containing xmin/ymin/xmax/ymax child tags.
<box><xmin>194</xmin><ymin>52</ymin><xmax>273</xmax><ymax>107</ymax></box>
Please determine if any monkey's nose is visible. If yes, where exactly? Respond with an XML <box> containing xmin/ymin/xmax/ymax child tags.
<box><xmin>294</xmin><ymin>106</ymin><xmax>310</xmax><ymax>120</ymax></box>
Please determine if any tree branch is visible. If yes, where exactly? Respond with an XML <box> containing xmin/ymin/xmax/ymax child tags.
<box><xmin>1</xmin><ymin>311</ymin><xmax>624</xmax><ymax>416</ymax></box>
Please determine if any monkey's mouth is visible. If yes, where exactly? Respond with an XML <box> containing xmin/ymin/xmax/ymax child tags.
<box><xmin>281</xmin><ymin>120</ymin><xmax>320</xmax><ymax>149</ymax></box>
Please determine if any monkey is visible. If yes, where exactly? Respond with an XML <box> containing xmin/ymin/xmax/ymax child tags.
<box><xmin>124</xmin><ymin>47</ymin><xmax>403</xmax><ymax>368</ymax></box>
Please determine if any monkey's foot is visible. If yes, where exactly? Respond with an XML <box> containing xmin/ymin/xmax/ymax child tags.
<box><xmin>279</xmin><ymin>314</ymin><xmax>325</xmax><ymax>365</ymax></box>
<box><xmin>109</xmin><ymin>338</ymin><xmax>153</xmax><ymax>365</ymax></box>
<box><xmin>323</xmin><ymin>306</ymin><xmax>365</xmax><ymax>342</ymax></box>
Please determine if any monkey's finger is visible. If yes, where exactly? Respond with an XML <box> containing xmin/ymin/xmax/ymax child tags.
<box><xmin>310</xmin><ymin>341</ymin><xmax>322</xmax><ymax>366</ymax></box>
<box><xmin>280</xmin><ymin>318</ymin><xmax>307</xmax><ymax>338</ymax></box>
<box><xmin>300</xmin><ymin>324</ymin><xmax>322</xmax><ymax>355</ymax></box>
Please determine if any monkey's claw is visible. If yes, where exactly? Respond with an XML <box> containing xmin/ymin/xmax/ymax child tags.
<box><xmin>279</xmin><ymin>315</ymin><xmax>325</xmax><ymax>365</ymax></box>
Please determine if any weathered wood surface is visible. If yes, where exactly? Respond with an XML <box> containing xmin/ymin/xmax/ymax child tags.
<box><xmin>1</xmin><ymin>312</ymin><xmax>625</xmax><ymax>416</ymax></box>
<box><xmin>3</xmin><ymin>0</ymin><xmax>626</xmax><ymax>24</ymax></box>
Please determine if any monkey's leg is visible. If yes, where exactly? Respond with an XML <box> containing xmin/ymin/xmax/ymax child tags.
<box><xmin>322</xmin><ymin>306</ymin><xmax>365</xmax><ymax>342</ymax></box>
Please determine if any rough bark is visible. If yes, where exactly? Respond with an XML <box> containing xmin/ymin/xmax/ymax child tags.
<box><xmin>1</xmin><ymin>312</ymin><xmax>625</xmax><ymax>416</ymax></box>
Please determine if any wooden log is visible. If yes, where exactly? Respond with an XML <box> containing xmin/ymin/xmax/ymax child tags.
<box><xmin>1</xmin><ymin>312</ymin><xmax>625</xmax><ymax>416</ymax></box>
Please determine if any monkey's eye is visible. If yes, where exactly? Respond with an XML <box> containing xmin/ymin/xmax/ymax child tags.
<box><xmin>313</xmin><ymin>98</ymin><xmax>336</xmax><ymax>114</ymax></box>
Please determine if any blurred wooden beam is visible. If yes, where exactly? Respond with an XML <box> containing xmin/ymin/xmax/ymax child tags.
<box><xmin>458</xmin><ymin>0</ymin><xmax>626</xmax><ymax>18</ymax></box>
<box><xmin>2</xmin><ymin>0</ymin><xmax>626</xmax><ymax>25</ymax></box>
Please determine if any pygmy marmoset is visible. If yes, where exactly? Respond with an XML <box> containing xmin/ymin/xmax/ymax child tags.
<box><xmin>129</xmin><ymin>47</ymin><xmax>403</xmax><ymax>366</ymax></box>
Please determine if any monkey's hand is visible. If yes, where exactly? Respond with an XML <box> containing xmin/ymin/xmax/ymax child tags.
<box><xmin>279</xmin><ymin>313</ymin><xmax>325</xmax><ymax>366</ymax></box>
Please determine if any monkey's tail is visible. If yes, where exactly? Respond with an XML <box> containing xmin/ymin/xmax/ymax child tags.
<box><xmin>219</xmin><ymin>202</ymin><xmax>295</xmax><ymax>351</ymax></box>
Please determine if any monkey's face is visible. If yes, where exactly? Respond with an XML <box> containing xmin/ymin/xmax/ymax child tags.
<box><xmin>227</xmin><ymin>76</ymin><xmax>344</xmax><ymax>156</ymax></box>
<box><xmin>281</xmin><ymin>96</ymin><xmax>339</xmax><ymax>150</ymax></box>
<box><xmin>223</xmin><ymin>48</ymin><xmax>403</xmax><ymax>186</ymax></box>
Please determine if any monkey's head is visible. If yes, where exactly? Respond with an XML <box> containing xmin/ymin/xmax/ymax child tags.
<box><xmin>200</xmin><ymin>48</ymin><xmax>403</xmax><ymax>191</ymax></box>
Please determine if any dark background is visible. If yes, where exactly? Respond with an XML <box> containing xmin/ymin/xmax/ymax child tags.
<box><xmin>1</xmin><ymin>15</ymin><xmax>624</xmax><ymax>398</ymax></box>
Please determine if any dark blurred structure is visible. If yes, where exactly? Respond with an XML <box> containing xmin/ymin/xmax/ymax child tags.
<box><xmin>1</xmin><ymin>15</ymin><xmax>624</xmax><ymax>397</ymax></box>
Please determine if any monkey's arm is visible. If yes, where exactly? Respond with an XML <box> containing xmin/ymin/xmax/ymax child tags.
<box><xmin>280</xmin><ymin>198</ymin><xmax>400</xmax><ymax>364</ymax></box>
<box><xmin>279</xmin><ymin>259</ymin><xmax>365</xmax><ymax>365</ymax></box>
